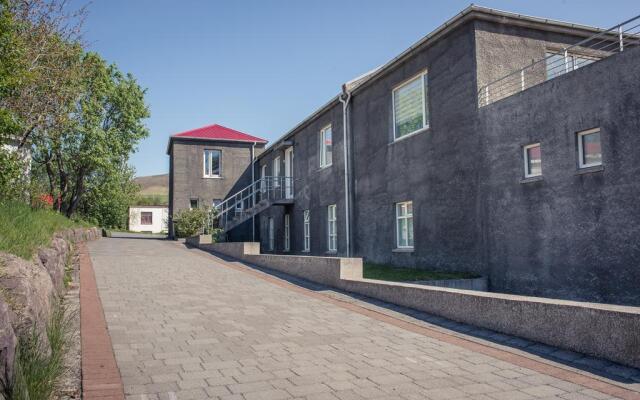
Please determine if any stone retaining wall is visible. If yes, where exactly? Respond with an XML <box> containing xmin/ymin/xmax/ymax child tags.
<box><xmin>202</xmin><ymin>242</ymin><xmax>640</xmax><ymax>369</ymax></box>
<box><xmin>0</xmin><ymin>227</ymin><xmax>100</xmax><ymax>383</ymax></box>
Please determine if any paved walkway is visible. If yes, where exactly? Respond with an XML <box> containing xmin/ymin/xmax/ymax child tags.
<box><xmin>87</xmin><ymin>238</ymin><xmax>639</xmax><ymax>400</ymax></box>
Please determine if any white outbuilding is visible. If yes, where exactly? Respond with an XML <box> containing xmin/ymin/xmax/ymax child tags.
<box><xmin>128</xmin><ymin>206</ymin><xmax>168</xmax><ymax>233</ymax></box>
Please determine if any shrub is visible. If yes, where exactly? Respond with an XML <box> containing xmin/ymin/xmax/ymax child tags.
<box><xmin>173</xmin><ymin>208</ymin><xmax>208</xmax><ymax>238</ymax></box>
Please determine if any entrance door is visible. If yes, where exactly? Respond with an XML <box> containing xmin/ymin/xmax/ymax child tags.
<box><xmin>284</xmin><ymin>147</ymin><xmax>293</xmax><ymax>199</ymax></box>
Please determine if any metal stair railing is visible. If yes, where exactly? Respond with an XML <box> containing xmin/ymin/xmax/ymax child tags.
<box><xmin>214</xmin><ymin>176</ymin><xmax>294</xmax><ymax>231</ymax></box>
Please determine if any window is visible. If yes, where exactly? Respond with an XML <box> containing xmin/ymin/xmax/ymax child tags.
<box><xmin>396</xmin><ymin>201</ymin><xmax>414</xmax><ymax>249</ymax></box>
<box><xmin>303</xmin><ymin>210</ymin><xmax>310</xmax><ymax>252</ymax></box>
<box><xmin>284</xmin><ymin>214</ymin><xmax>290</xmax><ymax>252</ymax></box>
<box><xmin>235</xmin><ymin>199</ymin><xmax>243</xmax><ymax>212</ymax></box>
<box><xmin>141</xmin><ymin>212</ymin><xmax>153</xmax><ymax>225</ymax></box>
<box><xmin>260</xmin><ymin>164</ymin><xmax>267</xmax><ymax>192</ymax></box>
<box><xmin>212</xmin><ymin>199</ymin><xmax>222</xmax><ymax>208</ymax></box>
<box><xmin>268</xmin><ymin>217</ymin><xmax>274</xmax><ymax>251</ymax></box>
<box><xmin>190</xmin><ymin>199</ymin><xmax>199</xmax><ymax>210</ymax></box>
<box><xmin>327</xmin><ymin>205</ymin><xmax>337</xmax><ymax>252</ymax></box>
<box><xmin>578</xmin><ymin>128</ymin><xmax>602</xmax><ymax>168</ymax></box>
<box><xmin>319</xmin><ymin>125</ymin><xmax>333</xmax><ymax>168</ymax></box>
<box><xmin>273</xmin><ymin>157</ymin><xmax>281</xmax><ymax>187</ymax></box>
<box><xmin>523</xmin><ymin>143</ymin><xmax>542</xmax><ymax>178</ymax></box>
<box><xmin>203</xmin><ymin>149</ymin><xmax>221</xmax><ymax>178</ymax></box>
<box><xmin>545</xmin><ymin>51</ymin><xmax>597</xmax><ymax>80</ymax></box>
<box><xmin>393</xmin><ymin>72</ymin><xmax>429</xmax><ymax>140</ymax></box>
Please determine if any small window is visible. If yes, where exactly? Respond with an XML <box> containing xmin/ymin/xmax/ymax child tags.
<box><xmin>190</xmin><ymin>199</ymin><xmax>199</xmax><ymax>210</ymax></box>
<box><xmin>268</xmin><ymin>217</ymin><xmax>275</xmax><ymax>251</ymax></box>
<box><xmin>260</xmin><ymin>164</ymin><xmax>267</xmax><ymax>192</ymax></box>
<box><xmin>273</xmin><ymin>157</ymin><xmax>281</xmax><ymax>187</ymax></box>
<box><xmin>303</xmin><ymin>210</ymin><xmax>310</xmax><ymax>252</ymax></box>
<box><xmin>523</xmin><ymin>143</ymin><xmax>542</xmax><ymax>178</ymax></box>
<box><xmin>578</xmin><ymin>128</ymin><xmax>602</xmax><ymax>168</ymax></box>
<box><xmin>327</xmin><ymin>204</ymin><xmax>337</xmax><ymax>252</ymax></box>
<box><xmin>235</xmin><ymin>199</ymin><xmax>243</xmax><ymax>212</ymax></box>
<box><xmin>203</xmin><ymin>149</ymin><xmax>221</xmax><ymax>178</ymax></box>
<box><xmin>319</xmin><ymin>125</ymin><xmax>332</xmax><ymax>168</ymax></box>
<box><xmin>284</xmin><ymin>214</ymin><xmax>290</xmax><ymax>252</ymax></box>
<box><xmin>141</xmin><ymin>212</ymin><xmax>153</xmax><ymax>225</ymax></box>
<box><xmin>396</xmin><ymin>201</ymin><xmax>414</xmax><ymax>249</ymax></box>
<box><xmin>393</xmin><ymin>72</ymin><xmax>429</xmax><ymax>140</ymax></box>
<box><xmin>212</xmin><ymin>199</ymin><xmax>222</xmax><ymax>208</ymax></box>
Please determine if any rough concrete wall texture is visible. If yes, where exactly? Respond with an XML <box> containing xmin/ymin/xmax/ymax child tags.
<box><xmin>257</xmin><ymin>102</ymin><xmax>347</xmax><ymax>256</ymax></box>
<box><xmin>477</xmin><ymin>46</ymin><xmax>640</xmax><ymax>305</ymax></box>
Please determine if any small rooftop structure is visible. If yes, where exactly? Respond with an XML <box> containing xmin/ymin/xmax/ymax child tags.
<box><xmin>166</xmin><ymin>124</ymin><xmax>267</xmax><ymax>154</ymax></box>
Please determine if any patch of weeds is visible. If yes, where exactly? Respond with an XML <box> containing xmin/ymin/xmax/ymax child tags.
<box><xmin>1</xmin><ymin>302</ymin><xmax>76</xmax><ymax>399</ymax></box>
<box><xmin>63</xmin><ymin>245</ymin><xmax>75</xmax><ymax>289</ymax></box>
<box><xmin>363</xmin><ymin>262</ymin><xmax>479</xmax><ymax>282</ymax></box>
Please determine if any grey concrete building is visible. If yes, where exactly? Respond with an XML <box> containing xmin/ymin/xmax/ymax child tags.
<box><xmin>166</xmin><ymin>124</ymin><xmax>267</xmax><ymax>238</ymax></box>
<box><xmin>218</xmin><ymin>6</ymin><xmax>640</xmax><ymax>306</ymax></box>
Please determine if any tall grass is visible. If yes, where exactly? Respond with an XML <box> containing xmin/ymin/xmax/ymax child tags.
<box><xmin>0</xmin><ymin>202</ymin><xmax>88</xmax><ymax>260</ymax></box>
<box><xmin>1</xmin><ymin>303</ymin><xmax>75</xmax><ymax>400</ymax></box>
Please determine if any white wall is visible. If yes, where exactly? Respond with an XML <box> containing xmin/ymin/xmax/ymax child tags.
<box><xmin>128</xmin><ymin>207</ymin><xmax>168</xmax><ymax>233</ymax></box>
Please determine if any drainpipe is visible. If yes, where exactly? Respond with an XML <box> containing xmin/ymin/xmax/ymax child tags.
<box><xmin>251</xmin><ymin>142</ymin><xmax>256</xmax><ymax>242</ymax></box>
<box><xmin>339</xmin><ymin>85</ymin><xmax>352</xmax><ymax>257</ymax></box>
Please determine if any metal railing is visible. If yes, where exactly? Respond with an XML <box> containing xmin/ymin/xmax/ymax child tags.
<box><xmin>214</xmin><ymin>176</ymin><xmax>294</xmax><ymax>231</ymax></box>
<box><xmin>478</xmin><ymin>14</ymin><xmax>640</xmax><ymax>107</ymax></box>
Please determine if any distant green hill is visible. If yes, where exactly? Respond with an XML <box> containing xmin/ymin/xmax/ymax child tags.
<box><xmin>133</xmin><ymin>174</ymin><xmax>168</xmax><ymax>205</ymax></box>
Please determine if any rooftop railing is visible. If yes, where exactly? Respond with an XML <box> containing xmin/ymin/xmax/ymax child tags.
<box><xmin>478</xmin><ymin>14</ymin><xmax>640</xmax><ymax>107</ymax></box>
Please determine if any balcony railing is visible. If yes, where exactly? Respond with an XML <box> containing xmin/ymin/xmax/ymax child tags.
<box><xmin>478</xmin><ymin>14</ymin><xmax>640</xmax><ymax>107</ymax></box>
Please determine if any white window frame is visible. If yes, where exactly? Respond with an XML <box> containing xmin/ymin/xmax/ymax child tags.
<box><xmin>260</xmin><ymin>164</ymin><xmax>267</xmax><ymax>193</ymax></box>
<box><xmin>327</xmin><ymin>204</ymin><xmax>337</xmax><ymax>252</ymax></box>
<box><xmin>203</xmin><ymin>149</ymin><xmax>222</xmax><ymax>178</ymax></box>
<box><xmin>319</xmin><ymin>125</ymin><xmax>333</xmax><ymax>168</ymax></box>
<box><xmin>284</xmin><ymin>214</ymin><xmax>290</xmax><ymax>252</ymax></box>
<box><xmin>392</xmin><ymin>71</ymin><xmax>429</xmax><ymax>141</ymax></box>
<box><xmin>273</xmin><ymin>156</ymin><xmax>281</xmax><ymax>187</ymax></box>
<box><xmin>396</xmin><ymin>201</ymin><xmax>414</xmax><ymax>249</ymax></box>
<box><xmin>268</xmin><ymin>217</ymin><xmax>274</xmax><ymax>251</ymax></box>
<box><xmin>577</xmin><ymin>128</ymin><xmax>602</xmax><ymax>169</ymax></box>
<box><xmin>303</xmin><ymin>210</ymin><xmax>310</xmax><ymax>252</ymax></box>
<box><xmin>523</xmin><ymin>143</ymin><xmax>542</xmax><ymax>178</ymax></box>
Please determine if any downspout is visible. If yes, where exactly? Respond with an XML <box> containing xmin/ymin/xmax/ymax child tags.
<box><xmin>251</xmin><ymin>142</ymin><xmax>256</xmax><ymax>242</ymax></box>
<box><xmin>339</xmin><ymin>85</ymin><xmax>352</xmax><ymax>257</ymax></box>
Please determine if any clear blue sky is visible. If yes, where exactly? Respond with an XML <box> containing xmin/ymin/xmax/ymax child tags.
<box><xmin>79</xmin><ymin>0</ymin><xmax>638</xmax><ymax>177</ymax></box>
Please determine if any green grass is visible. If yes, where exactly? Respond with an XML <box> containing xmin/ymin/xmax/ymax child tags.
<box><xmin>363</xmin><ymin>262</ymin><xmax>478</xmax><ymax>282</ymax></box>
<box><xmin>1</xmin><ymin>302</ymin><xmax>75</xmax><ymax>400</ymax></box>
<box><xmin>0</xmin><ymin>201</ymin><xmax>89</xmax><ymax>260</ymax></box>
<box><xmin>132</xmin><ymin>194</ymin><xmax>168</xmax><ymax>206</ymax></box>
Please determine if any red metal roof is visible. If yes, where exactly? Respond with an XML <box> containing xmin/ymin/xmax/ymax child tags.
<box><xmin>171</xmin><ymin>124</ymin><xmax>267</xmax><ymax>144</ymax></box>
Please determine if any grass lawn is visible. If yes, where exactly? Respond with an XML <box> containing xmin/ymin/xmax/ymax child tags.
<box><xmin>363</xmin><ymin>262</ymin><xmax>478</xmax><ymax>282</ymax></box>
<box><xmin>0</xmin><ymin>201</ymin><xmax>89</xmax><ymax>260</ymax></box>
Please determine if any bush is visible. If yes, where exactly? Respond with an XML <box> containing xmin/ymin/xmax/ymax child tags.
<box><xmin>173</xmin><ymin>208</ymin><xmax>208</xmax><ymax>238</ymax></box>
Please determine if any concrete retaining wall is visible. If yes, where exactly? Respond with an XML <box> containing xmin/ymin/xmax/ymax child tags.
<box><xmin>412</xmin><ymin>277</ymin><xmax>488</xmax><ymax>291</ymax></box>
<box><xmin>201</xmin><ymin>242</ymin><xmax>640</xmax><ymax>369</ymax></box>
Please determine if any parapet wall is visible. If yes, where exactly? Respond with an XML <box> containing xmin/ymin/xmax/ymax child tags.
<box><xmin>202</xmin><ymin>242</ymin><xmax>640</xmax><ymax>369</ymax></box>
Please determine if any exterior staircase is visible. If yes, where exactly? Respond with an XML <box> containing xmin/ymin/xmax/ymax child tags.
<box><xmin>214</xmin><ymin>176</ymin><xmax>293</xmax><ymax>232</ymax></box>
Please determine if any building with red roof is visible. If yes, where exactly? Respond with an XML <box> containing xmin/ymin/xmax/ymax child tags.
<box><xmin>167</xmin><ymin>123</ymin><xmax>267</xmax><ymax>238</ymax></box>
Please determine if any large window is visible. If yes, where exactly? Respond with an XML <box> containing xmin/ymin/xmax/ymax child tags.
<box><xmin>523</xmin><ymin>143</ymin><xmax>542</xmax><ymax>178</ymax></box>
<box><xmin>393</xmin><ymin>72</ymin><xmax>429</xmax><ymax>140</ymax></box>
<box><xmin>303</xmin><ymin>210</ymin><xmax>310</xmax><ymax>252</ymax></box>
<box><xmin>141</xmin><ymin>212</ymin><xmax>153</xmax><ymax>225</ymax></box>
<box><xmin>319</xmin><ymin>125</ymin><xmax>332</xmax><ymax>168</ymax></box>
<box><xmin>284</xmin><ymin>214</ymin><xmax>290</xmax><ymax>252</ymax></box>
<box><xmin>327</xmin><ymin>205</ymin><xmax>337</xmax><ymax>252</ymax></box>
<box><xmin>396</xmin><ymin>201</ymin><xmax>414</xmax><ymax>249</ymax></box>
<box><xmin>273</xmin><ymin>157</ymin><xmax>281</xmax><ymax>187</ymax></box>
<box><xmin>545</xmin><ymin>51</ymin><xmax>597</xmax><ymax>80</ymax></box>
<box><xmin>268</xmin><ymin>217</ymin><xmax>275</xmax><ymax>251</ymax></box>
<box><xmin>203</xmin><ymin>149</ymin><xmax>221</xmax><ymax>178</ymax></box>
<box><xmin>578</xmin><ymin>128</ymin><xmax>602</xmax><ymax>168</ymax></box>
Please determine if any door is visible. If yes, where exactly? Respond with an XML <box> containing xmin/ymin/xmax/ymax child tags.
<box><xmin>284</xmin><ymin>147</ymin><xmax>293</xmax><ymax>199</ymax></box>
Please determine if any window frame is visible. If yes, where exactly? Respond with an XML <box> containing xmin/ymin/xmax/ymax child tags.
<box><xmin>523</xmin><ymin>143</ymin><xmax>542</xmax><ymax>178</ymax></box>
<box><xmin>141</xmin><ymin>211</ymin><xmax>153</xmax><ymax>225</ymax></box>
<box><xmin>392</xmin><ymin>71</ymin><xmax>429</xmax><ymax>141</ymax></box>
<box><xmin>395</xmin><ymin>201</ymin><xmax>414</xmax><ymax>249</ymax></box>
<box><xmin>189</xmin><ymin>198</ymin><xmax>199</xmax><ymax>210</ymax></box>
<box><xmin>273</xmin><ymin>156</ymin><xmax>281</xmax><ymax>187</ymax></box>
<box><xmin>203</xmin><ymin>149</ymin><xmax>222</xmax><ymax>178</ymax></box>
<box><xmin>303</xmin><ymin>210</ymin><xmax>310</xmax><ymax>252</ymax></box>
<box><xmin>284</xmin><ymin>214</ymin><xmax>290</xmax><ymax>252</ymax></box>
<box><xmin>319</xmin><ymin>124</ymin><xmax>333</xmax><ymax>168</ymax></box>
<box><xmin>327</xmin><ymin>204</ymin><xmax>337</xmax><ymax>252</ymax></box>
<box><xmin>577</xmin><ymin>128</ymin><xmax>603</xmax><ymax>169</ymax></box>
<box><xmin>268</xmin><ymin>217</ymin><xmax>275</xmax><ymax>251</ymax></box>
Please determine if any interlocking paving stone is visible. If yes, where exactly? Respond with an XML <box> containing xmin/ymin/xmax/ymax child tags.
<box><xmin>88</xmin><ymin>238</ymin><xmax>640</xmax><ymax>400</ymax></box>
